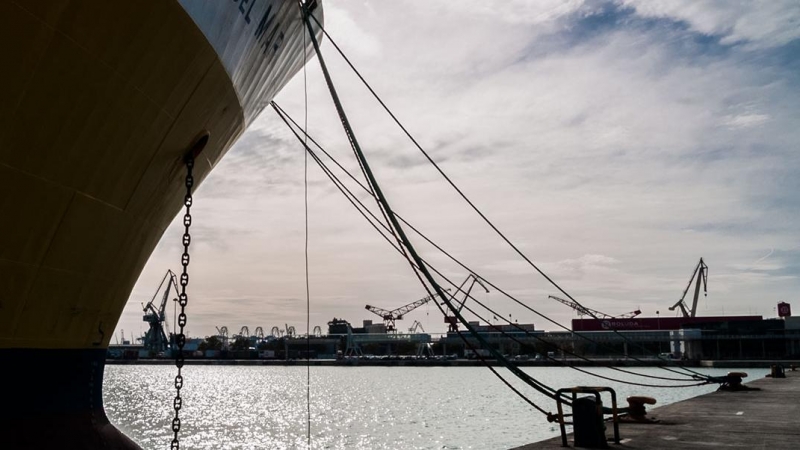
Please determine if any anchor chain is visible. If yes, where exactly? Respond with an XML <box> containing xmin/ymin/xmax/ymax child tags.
<box><xmin>171</xmin><ymin>154</ymin><xmax>194</xmax><ymax>449</ymax></box>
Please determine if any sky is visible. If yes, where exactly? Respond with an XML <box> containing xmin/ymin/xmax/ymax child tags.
<box><xmin>114</xmin><ymin>0</ymin><xmax>800</xmax><ymax>342</ymax></box>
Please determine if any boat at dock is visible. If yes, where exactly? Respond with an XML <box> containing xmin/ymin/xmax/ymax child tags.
<box><xmin>0</xmin><ymin>1</ymin><xmax>322</xmax><ymax>448</ymax></box>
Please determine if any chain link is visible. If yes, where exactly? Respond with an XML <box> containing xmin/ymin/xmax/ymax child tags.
<box><xmin>171</xmin><ymin>155</ymin><xmax>194</xmax><ymax>450</ymax></box>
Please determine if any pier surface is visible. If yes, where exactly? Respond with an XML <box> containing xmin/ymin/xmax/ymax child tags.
<box><xmin>513</xmin><ymin>368</ymin><xmax>800</xmax><ymax>449</ymax></box>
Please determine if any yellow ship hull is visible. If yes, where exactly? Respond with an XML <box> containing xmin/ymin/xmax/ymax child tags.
<box><xmin>0</xmin><ymin>0</ymin><xmax>320</xmax><ymax>350</ymax></box>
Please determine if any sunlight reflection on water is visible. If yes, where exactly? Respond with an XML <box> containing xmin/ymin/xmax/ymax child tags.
<box><xmin>104</xmin><ymin>365</ymin><xmax>736</xmax><ymax>449</ymax></box>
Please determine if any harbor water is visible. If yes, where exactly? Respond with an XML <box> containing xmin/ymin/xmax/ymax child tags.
<box><xmin>104</xmin><ymin>365</ymin><xmax>738</xmax><ymax>449</ymax></box>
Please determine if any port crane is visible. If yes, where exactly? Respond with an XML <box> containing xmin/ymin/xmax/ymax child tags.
<box><xmin>408</xmin><ymin>321</ymin><xmax>433</xmax><ymax>356</ymax></box>
<box><xmin>365</xmin><ymin>292</ymin><xmax>447</xmax><ymax>332</ymax></box>
<box><xmin>344</xmin><ymin>321</ymin><xmax>362</xmax><ymax>357</ymax></box>
<box><xmin>215</xmin><ymin>326</ymin><xmax>229</xmax><ymax>349</ymax></box>
<box><xmin>547</xmin><ymin>295</ymin><xmax>641</xmax><ymax>319</ymax></box>
<box><xmin>141</xmin><ymin>270</ymin><xmax>179</xmax><ymax>355</ymax></box>
<box><xmin>408</xmin><ymin>320</ymin><xmax>425</xmax><ymax>333</ymax></box>
<box><xmin>669</xmin><ymin>257</ymin><xmax>708</xmax><ymax>318</ymax></box>
<box><xmin>445</xmin><ymin>274</ymin><xmax>489</xmax><ymax>332</ymax></box>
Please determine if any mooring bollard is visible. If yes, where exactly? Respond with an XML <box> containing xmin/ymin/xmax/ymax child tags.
<box><xmin>770</xmin><ymin>365</ymin><xmax>786</xmax><ymax>378</ymax></box>
<box><xmin>623</xmin><ymin>396</ymin><xmax>658</xmax><ymax>423</ymax></box>
<box><xmin>573</xmin><ymin>396</ymin><xmax>608</xmax><ymax>448</ymax></box>
<box><xmin>554</xmin><ymin>387</ymin><xmax>620</xmax><ymax>448</ymax></box>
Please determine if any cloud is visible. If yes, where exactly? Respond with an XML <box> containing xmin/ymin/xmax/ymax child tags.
<box><xmin>436</xmin><ymin>0</ymin><xmax>590</xmax><ymax>26</ymax></box>
<box><xmin>115</xmin><ymin>1</ymin><xmax>800</xmax><ymax>340</ymax></box>
<box><xmin>720</xmin><ymin>113</ymin><xmax>770</xmax><ymax>129</ymax></box>
<box><xmin>620</xmin><ymin>0</ymin><xmax>800</xmax><ymax>50</ymax></box>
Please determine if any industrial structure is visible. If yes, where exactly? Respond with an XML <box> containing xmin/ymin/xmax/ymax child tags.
<box><xmin>669</xmin><ymin>257</ymin><xmax>708</xmax><ymax>318</ymax></box>
<box><xmin>117</xmin><ymin>258</ymin><xmax>798</xmax><ymax>361</ymax></box>
<box><xmin>141</xmin><ymin>270</ymin><xmax>178</xmax><ymax>356</ymax></box>
<box><xmin>444</xmin><ymin>274</ymin><xmax>488</xmax><ymax>332</ymax></box>
<box><xmin>111</xmin><ymin>298</ymin><xmax>799</xmax><ymax>362</ymax></box>
<box><xmin>365</xmin><ymin>292</ymin><xmax>445</xmax><ymax>332</ymax></box>
<box><xmin>548</xmin><ymin>295</ymin><xmax>641</xmax><ymax>319</ymax></box>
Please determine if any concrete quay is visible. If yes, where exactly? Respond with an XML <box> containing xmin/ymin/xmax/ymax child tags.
<box><xmin>513</xmin><ymin>368</ymin><xmax>800</xmax><ymax>449</ymax></box>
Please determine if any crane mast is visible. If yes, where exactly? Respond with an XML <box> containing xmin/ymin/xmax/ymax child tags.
<box><xmin>548</xmin><ymin>295</ymin><xmax>641</xmax><ymax>319</ymax></box>
<box><xmin>669</xmin><ymin>257</ymin><xmax>708</xmax><ymax>318</ymax></box>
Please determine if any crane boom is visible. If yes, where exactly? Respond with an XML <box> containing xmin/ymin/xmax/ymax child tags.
<box><xmin>365</xmin><ymin>293</ymin><xmax>442</xmax><ymax>331</ymax></box>
<box><xmin>548</xmin><ymin>295</ymin><xmax>641</xmax><ymax>320</ymax></box>
<box><xmin>364</xmin><ymin>305</ymin><xmax>393</xmax><ymax>320</ymax></box>
<box><xmin>669</xmin><ymin>257</ymin><xmax>708</xmax><ymax>318</ymax></box>
<box><xmin>394</xmin><ymin>294</ymin><xmax>436</xmax><ymax>319</ymax></box>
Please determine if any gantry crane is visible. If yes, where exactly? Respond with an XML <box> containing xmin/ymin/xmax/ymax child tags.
<box><xmin>254</xmin><ymin>326</ymin><xmax>265</xmax><ymax>341</ymax></box>
<box><xmin>141</xmin><ymin>270</ymin><xmax>179</xmax><ymax>355</ymax></box>
<box><xmin>669</xmin><ymin>257</ymin><xmax>708</xmax><ymax>318</ymax></box>
<box><xmin>365</xmin><ymin>291</ymin><xmax>447</xmax><ymax>332</ymax></box>
<box><xmin>445</xmin><ymin>274</ymin><xmax>489</xmax><ymax>332</ymax></box>
<box><xmin>216</xmin><ymin>326</ymin><xmax>229</xmax><ymax>349</ymax></box>
<box><xmin>548</xmin><ymin>295</ymin><xmax>641</xmax><ymax>319</ymax></box>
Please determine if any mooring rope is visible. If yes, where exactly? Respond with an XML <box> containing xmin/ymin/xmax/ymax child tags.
<box><xmin>272</xmin><ymin>102</ymin><xmax>557</xmax><ymax>414</ymax></box>
<box><xmin>301</xmin><ymin>3</ymin><xmax>312</xmax><ymax>446</ymax></box>
<box><xmin>276</xmin><ymin>63</ymin><xmax>565</xmax><ymax>401</ymax></box>
<box><xmin>303</xmin><ymin>13</ymin><xmax>717</xmax><ymax>382</ymax></box>
<box><xmin>273</xmin><ymin>101</ymin><xmax>708</xmax><ymax>387</ymax></box>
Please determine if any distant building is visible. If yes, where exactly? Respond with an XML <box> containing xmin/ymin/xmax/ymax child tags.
<box><xmin>441</xmin><ymin>323</ymin><xmax>538</xmax><ymax>356</ymax></box>
<box><xmin>682</xmin><ymin>318</ymin><xmax>796</xmax><ymax>359</ymax></box>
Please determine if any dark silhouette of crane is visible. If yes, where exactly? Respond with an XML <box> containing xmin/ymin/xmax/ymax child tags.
<box><xmin>365</xmin><ymin>291</ymin><xmax>447</xmax><ymax>332</ymax></box>
<box><xmin>216</xmin><ymin>326</ymin><xmax>230</xmax><ymax>349</ymax></box>
<box><xmin>141</xmin><ymin>270</ymin><xmax>178</xmax><ymax>355</ymax></box>
<box><xmin>408</xmin><ymin>320</ymin><xmax>425</xmax><ymax>333</ymax></box>
<box><xmin>445</xmin><ymin>274</ymin><xmax>489</xmax><ymax>332</ymax></box>
<box><xmin>548</xmin><ymin>295</ymin><xmax>641</xmax><ymax>319</ymax></box>
<box><xmin>669</xmin><ymin>257</ymin><xmax>708</xmax><ymax>318</ymax></box>
<box><xmin>254</xmin><ymin>326</ymin><xmax>265</xmax><ymax>341</ymax></box>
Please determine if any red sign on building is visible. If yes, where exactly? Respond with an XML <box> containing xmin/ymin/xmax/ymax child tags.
<box><xmin>572</xmin><ymin>315</ymin><xmax>762</xmax><ymax>332</ymax></box>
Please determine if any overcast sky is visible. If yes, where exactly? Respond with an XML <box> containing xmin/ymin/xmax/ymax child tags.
<box><xmin>114</xmin><ymin>0</ymin><xmax>800</xmax><ymax>342</ymax></box>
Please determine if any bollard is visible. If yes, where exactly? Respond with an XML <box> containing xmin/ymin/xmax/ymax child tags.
<box><xmin>770</xmin><ymin>365</ymin><xmax>786</xmax><ymax>378</ymax></box>
<box><xmin>573</xmin><ymin>396</ymin><xmax>608</xmax><ymax>448</ymax></box>
<box><xmin>727</xmin><ymin>371</ymin><xmax>746</xmax><ymax>388</ymax></box>
<box><xmin>718</xmin><ymin>371</ymin><xmax>753</xmax><ymax>391</ymax></box>
<box><xmin>554</xmin><ymin>386</ymin><xmax>620</xmax><ymax>447</ymax></box>
<box><xmin>623</xmin><ymin>396</ymin><xmax>658</xmax><ymax>423</ymax></box>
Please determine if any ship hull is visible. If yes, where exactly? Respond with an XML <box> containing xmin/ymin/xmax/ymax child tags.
<box><xmin>0</xmin><ymin>0</ymin><xmax>322</xmax><ymax>447</ymax></box>
<box><xmin>2</xmin><ymin>349</ymin><xmax>141</xmax><ymax>449</ymax></box>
